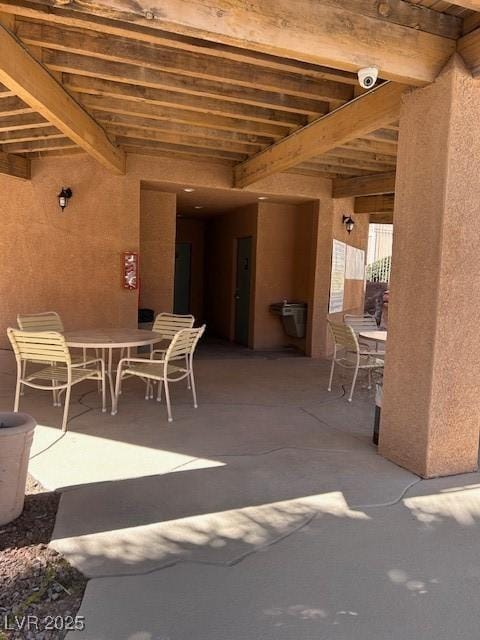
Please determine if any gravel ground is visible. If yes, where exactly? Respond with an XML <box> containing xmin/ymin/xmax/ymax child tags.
<box><xmin>0</xmin><ymin>477</ymin><xmax>88</xmax><ymax>640</ymax></box>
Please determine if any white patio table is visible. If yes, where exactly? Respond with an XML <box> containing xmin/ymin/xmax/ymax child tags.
<box><xmin>359</xmin><ymin>330</ymin><xmax>387</xmax><ymax>346</ymax></box>
<box><xmin>64</xmin><ymin>328</ymin><xmax>168</xmax><ymax>413</ymax></box>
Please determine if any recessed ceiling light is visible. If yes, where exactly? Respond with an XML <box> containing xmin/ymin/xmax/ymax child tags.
<box><xmin>194</xmin><ymin>205</ymin><xmax>204</xmax><ymax>209</ymax></box>
<box><xmin>258</xmin><ymin>196</ymin><xmax>268</xmax><ymax>200</ymax></box>
<box><xmin>183</xmin><ymin>187</ymin><xmax>195</xmax><ymax>192</ymax></box>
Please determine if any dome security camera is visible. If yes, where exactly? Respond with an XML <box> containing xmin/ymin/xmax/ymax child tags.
<box><xmin>358</xmin><ymin>67</ymin><xmax>379</xmax><ymax>89</ymax></box>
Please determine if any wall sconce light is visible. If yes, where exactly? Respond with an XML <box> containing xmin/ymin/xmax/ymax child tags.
<box><xmin>58</xmin><ymin>187</ymin><xmax>72</xmax><ymax>211</ymax></box>
<box><xmin>342</xmin><ymin>215</ymin><xmax>355</xmax><ymax>234</ymax></box>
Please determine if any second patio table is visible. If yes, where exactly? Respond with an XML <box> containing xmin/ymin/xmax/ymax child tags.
<box><xmin>64</xmin><ymin>328</ymin><xmax>168</xmax><ymax>412</ymax></box>
<box><xmin>359</xmin><ymin>330</ymin><xmax>387</xmax><ymax>345</ymax></box>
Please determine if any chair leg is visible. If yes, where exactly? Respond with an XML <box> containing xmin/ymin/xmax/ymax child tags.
<box><xmin>164</xmin><ymin>379</ymin><xmax>173</xmax><ymax>422</ymax></box>
<box><xmin>14</xmin><ymin>372</ymin><xmax>21</xmax><ymax>412</ymax></box>
<box><xmin>61</xmin><ymin>384</ymin><xmax>72</xmax><ymax>432</ymax></box>
<box><xmin>20</xmin><ymin>360</ymin><xmax>26</xmax><ymax>396</ymax></box>
<box><xmin>145</xmin><ymin>380</ymin><xmax>151</xmax><ymax>400</ymax></box>
<box><xmin>367</xmin><ymin>368</ymin><xmax>372</xmax><ymax>390</ymax></box>
<box><xmin>185</xmin><ymin>355</ymin><xmax>191</xmax><ymax>389</ymax></box>
<box><xmin>156</xmin><ymin>380</ymin><xmax>163</xmax><ymax>402</ymax></box>
<box><xmin>112</xmin><ymin>367</ymin><xmax>122</xmax><ymax>416</ymax></box>
<box><xmin>101</xmin><ymin>363</ymin><xmax>106</xmax><ymax>413</ymax></box>
<box><xmin>190</xmin><ymin>366</ymin><xmax>198</xmax><ymax>409</ymax></box>
<box><xmin>348</xmin><ymin>364</ymin><xmax>360</xmax><ymax>402</ymax></box>
<box><xmin>328</xmin><ymin>358</ymin><xmax>335</xmax><ymax>392</ymax></box>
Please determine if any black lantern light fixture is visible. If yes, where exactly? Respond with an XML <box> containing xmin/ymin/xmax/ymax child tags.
<box><xmin>342</xmin><ymin>215</ymin><xmax>355</xmax><ymax>234</ymax></box>
<box><xmin>58</xmin><ymin>187</ymin><xmax>72</xmax><ymax>211</ymax></box>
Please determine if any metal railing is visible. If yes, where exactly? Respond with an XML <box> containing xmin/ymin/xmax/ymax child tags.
<box><xmin>366</xmin><ymin>255</ymin><xmax>391</xmax><ymax>283</ymax></box>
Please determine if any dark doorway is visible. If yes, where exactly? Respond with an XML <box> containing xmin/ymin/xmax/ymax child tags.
<box><xmin>234</xmin><ymin>236</ymin><xmax>252</xmax><ymax>345</ymax></box>
<box><xmin>174</xmin><ymin>242</ymin><xmax>192</xmax><ymax>314</ymax></box>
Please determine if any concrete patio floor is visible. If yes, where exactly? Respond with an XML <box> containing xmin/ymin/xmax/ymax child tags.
<box><xmin>2</xmin><ymin>346</ymin><xmax>480</xmax><ymax>639</ymax></box>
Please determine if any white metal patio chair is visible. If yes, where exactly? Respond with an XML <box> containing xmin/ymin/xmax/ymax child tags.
<box><xmin>7</xmin><ymin>329</ymin><xmax>106</xmax><ymax>432</ymax></box>
<box><xmin>147</xmin><ymin>312</ymin><xmax>195</xmax><ymax>396</ymax></box>
<box><xmin>344</xmin><ymin>313</ymin><xmax>384</xmax><ymax>354</ymax></box>
<box><xmin>327</xmin><ymin>320</ymin><xmax>384</xmax><ymax>402</ymax></box>
<box><xmin>113</xmin><ymin>325</ymin><xmax>205</xmax><ymax>422</ymax></box>
<box><xmin>17</xmin><ymin>311</ymin><xmax>91</xmax><ymax>404</ymax></box>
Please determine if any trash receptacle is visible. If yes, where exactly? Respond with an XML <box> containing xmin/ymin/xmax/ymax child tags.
<box><xmin>373</xmin><ymin>383</ymin><xmax>383</xmax><ymax>445</ymax></box>
<box><xmin>138</xmin><ymin>308</ymin><xmax>154</xmax><ymax>332</ymax></box>
<box><xmin>269</xmin><ymin>301</ymin><xmax>307</xmax><ymax>339</ymax></box>
<box><xmin>0</xmin><ymin>413</ymin><xmax>36</xmax><ymax>526</ymax></box>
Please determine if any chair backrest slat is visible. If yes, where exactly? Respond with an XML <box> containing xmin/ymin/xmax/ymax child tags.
<box><xmin>327</xmin><ymin>321</ymin><xmax>359</xmax><ymax>352</ymax></box>
<box><xmin>8</xmin><ymin>329</ymin><xmax>71</xmax><ymax>364</ymax></box>
<box><xmin>165</xmin><ymin>326</ymin><xmax>205</xmax><ymax>362</ymax></box>
<box><xmin>344</xmin><ymin>314</ymin><xmax>377</xmax><ymax>334</ymax></box>
<box><xmin>153</xmin><ymin>313</ymin><xmax>195</xmax><ymax>339</ymax></box>
<box><xmin>17</xmin><ymin>311</ymin><xmax>64</xmax><ymax>332</ymax></box>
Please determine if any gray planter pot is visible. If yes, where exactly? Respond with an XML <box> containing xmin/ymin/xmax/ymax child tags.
<box><xmin>0</xmin><ymin>413</ymin><xmax>36</xmax><ymax>526</ymax></box>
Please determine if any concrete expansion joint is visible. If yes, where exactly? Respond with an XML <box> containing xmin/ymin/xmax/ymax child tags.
<box><xmin>78</xmin><ymin>477</ymin><xmax>424</xmax><ymax>583</ymax></box>
<box><xmin>81</xmin><ymin>513</ymin><xmax>319</xmax><ymax>582</ymax></box>
<box><xmin>354</xmin><ymin>477</ymin><xmax>422</xmax><ymax>510</ymax></box>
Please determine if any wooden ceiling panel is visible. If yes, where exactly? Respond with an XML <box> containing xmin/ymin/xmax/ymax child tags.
<box><xmin>1</xmin><ymin>0</ymin><xmax>476</xmax><ymax>181</ymax></box>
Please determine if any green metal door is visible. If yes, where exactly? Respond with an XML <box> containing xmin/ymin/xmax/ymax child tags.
<box><xmin>234</xmin><ymin>236</ymin><xmax>252</xmax><ymax>346</ymax></box>
<box><xmin>173</xmin><ymin>242</ymin><xmax>192</xmax><ymax>314</ymax></box>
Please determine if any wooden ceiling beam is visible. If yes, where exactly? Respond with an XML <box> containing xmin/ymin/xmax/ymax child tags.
<box><xmin>444</xmin><ymin>1</ymin><xmax>480</xmax><ymax>10</ymax></box>
<box><xmin>0</xmin><ymin>125</ymin><xmax>60</xmax><ymax>143</ymax></box>
<box><xmin>104</xmin><ymin>124</ymin><xmax>264</xmax><ymax>155</ymax></box>
<box><xmin>118</xmin><ymin>138</ymin><xmax>246</xmax><ymax>162</ymax></box>
<box><xmin>95</xmin><ymin>112</ymin><xmax>272</xmax><ymax>147</ymax></box>
<box><xmin>44</xmin><ymin>50</ymin><xmax>329</xmax><ymax>116</ymax></box>
<box><xmin>2</xmin><ymin>136</ymin><xmax>76</xmax><ymax>153</ymax></box>
<box><xmin>0</xmin><ymin>0</ymin><xmax>457</xmax><ymax>84</ymax></box>
<box><xmin>0</xmin><ymin>96</ymin><xmax>32</xmax><ymax>116</ymax></box>
<box><xmin>354</xmin><ymin>194</ymin><xmax>395</xmax><ymax>214</ymax></box>
<box><xmin>363</xmin><ymin>129</ymin><xmax>399</xmax><ymax>143</ymax></box>
<box><xmin>235</xmin><ymin>82</ymin><xmax>406</xmax><ymax>188</ymax></box>
<box><xmin>370</xmin><ymin>213</ymin><xmax>393</xmax><ymax>224</ymax></box>
<box><xmin>0</xmin><ymin>23</ymin><xmax>124</xmax><ymax>173</ymax></box>
<box><xmin>77</xmin><ymin>93</ymin><xmax>284</xmax><ymax>139</ymax></box>
<box><xmin>341</xmin><ymin>138</ymin><xmax>397</xmax><ymax>157</ymax></box>
<box><xmin>458</xmin><ymin>27</ymin><xmax>480</xmax><ymax>75</ymax></box>
<box><xmin>333</xmin><ymin>171</ymin><xmax>396</xmax><ymax>198</ymax></box>
<box><xmin>0</xmin><ymin>150</ymin><xmax>30</xmax><ymax>179</ymax></box>
<box><xmin>0</xmin><ymin>112</ymin><xmax>48</xmax><ymax>132</ymax></box>
<box><xmin>64</xmin><ymin>75</ymin><xmax>305</xmax><ymax>128</ymax></box>
<box><xmin>299</xmin><ymin>161</ymin><xmax>374</xmax><ymax>176</ymax></box>
<box><xmin>17</xmin><ymin>19</ymin><xmax>353</xmax><ymax>106</ymax></box>
<box><xmin>322</xmin><ymin>147</ymin><xmax>396</xmax><ymax>166</ymax></box>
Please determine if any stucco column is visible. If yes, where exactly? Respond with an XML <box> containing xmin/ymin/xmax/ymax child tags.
<box><xmin>380</xmin><ymin>55</ymin><xmax>480</xmax><ymax>478</ymax></box>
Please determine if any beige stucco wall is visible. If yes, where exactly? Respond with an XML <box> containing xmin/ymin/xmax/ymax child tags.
<box><xmin>380</xmin><ymin>55</ymin><xmax>480</xmax><ymax>477</ymax></box>
<box><xmin>0</xmin><ymin>155</ymin><xmax>139</xmax><ymax>348</ymax></box>
<box><xmin>254</xmin><ymin>202</ymin><xmax>312</xmax><ymax>350</ymax></box>
<box><xmin>307</xmin><ymin>197</ymin><xmax>369</xmax><ymax>357</ymax></box>
<box><xmin>0</xmin><ymin>150</ymin><xmax>366</xmax><ymax>357</ymax></box>
<box><xmin>176</xmin><ymin>218</ymin><xmax>206</xmax><ymax>322</ymax></box>
<box><xmin>204</xmin><ymin>204</ymin><xmax>258</xmax><ymax>346</ymax></box>
<box><xmin>139</xmin><ymin>190</ymin><xmax>176</xmax><ymax>316</ymax></box>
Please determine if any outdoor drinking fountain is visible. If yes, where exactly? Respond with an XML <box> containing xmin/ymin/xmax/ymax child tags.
<box><xmin>0</xmin><ymin>412</ymin><xmax>36</xmax><ymax>526</ymax></box>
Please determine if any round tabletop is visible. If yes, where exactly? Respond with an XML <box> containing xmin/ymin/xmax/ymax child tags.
<box><xmin>359</xmin><ymin>330</ymin><xmax>387</xmax><ymax>343</ymax></box>
<box><xmin>64</xmin><ymin>328</ymin><xmax>165</xmax><ymax>349</ymax></box>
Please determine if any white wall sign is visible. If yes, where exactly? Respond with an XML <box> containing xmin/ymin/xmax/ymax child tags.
<box><xmin>329</xmin><ymin>239</ymin><xmax>346</xmax><ymax>313</ymax></box>
<box><xmin>345</xmin><ymin>245</ymin><xmax>366</xmax><ymax>280</ymax></box>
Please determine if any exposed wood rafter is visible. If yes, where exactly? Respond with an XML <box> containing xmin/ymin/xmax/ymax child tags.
<box><xmin>333</xmin><ymin>171</ymin><xmax>396</xmax><ymax>198</ymax></box>
<box><xmin>0</xmin><ymin>0</ymin><xmax>457</xmax><ymax>84</ymax></box>
<box><xmin>0</xmin><ymin>23</ymin><xmax>125</xmax><ymax>173</ymax></box>
<box><xmin>354</xmin><ymin>194</ymin><xmax>395</xmax><ymax>214</ymax></box>
<box><xmin>0</xmin><ymin>150</ymin><xmax>30</xmax><ymax>179</ymax></box>
<box><xmin>458</xmin><ymin>27</ymin><xmax>480</xmax><ymax>75</ymax></box>
<box><xmin>235</xmin><ymin>83</ymin><xmax>407</xmax><ymax>188</ymax></box>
